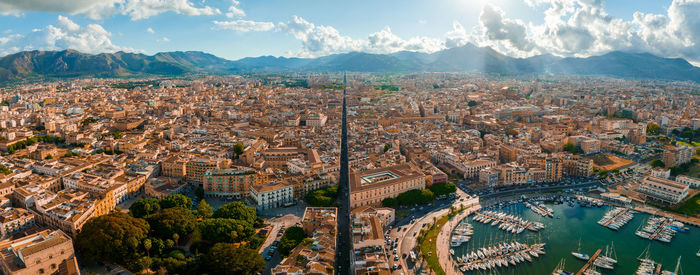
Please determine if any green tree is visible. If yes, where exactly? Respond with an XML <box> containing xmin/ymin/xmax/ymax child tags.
<box><xmin>381</xmin><ymin>197</ymin><xmax>398</xmax><ymax>208</ymax></box>
<box><xmin>650</xmin><ymin>159</ymin><xmax>665</xmax><ymax>168</ymax></box>
<box><xmin>233</xmin><ymin>142</ymin><xmax>245</xmax><ymax>157</ymax></box>
<box><xmin>429</xmin><ymin>182</ymin><xmax>457</xmax><ymax>196</ymax></box>
<box><xmin>197</xmin><ymin>199</ymin><xmax>214</xmax><ymax>219</ymax></box>
<box><xmin>647</xmin><ymin>123</ymin><xmax>663</xmax><ymax>136</ymax></box>
<box><xmin>468</xmin><ymin>100</ymin><xmax>478</xmax><ymax>107</ymax></box>
<box><xmin>129</xmin><ymin>198</ymin><xmax>161</xmax><ymax>218</ymax></box>
<box><xmin>75</xmin><ymin>212</ymin><xmax>150</xmax><ymax>264</ymax></box>
<box><xmin>194</xmin><ymin>187</ymin><xmax>205</xmax><ymax>200</ymax></box>
<box><xmin>420</xmin><ymin>189</ymin><xmax>435</xmax><ymax>203</ymax></box>
<box><xmin>147</xmin><ymin>207</ymin><xmax>196</xmax><ymax>240</ymax></box>
<box><xmin>304</xmin><ymin>185</ymin><xmax>339</xmax><ymax>207</ymax></box>
<box><xmin>0</xmin><ymin>164</ymin><xmax>12</xmax><ymax>175</ymax></box>
<box><xmin>199</xmin><ymin>218</ymin><xmax>255</xmax><ymax>243</ymax></box>
<box><xmin>213</xmin><ymin>201</ymin><xmax>257</xmax><ymax>225</ymax></box>
<box><xmin>202</xmin><ymin>243</ymin><xmax>264</xmax><ymax>275</ymax></box>
<box><xmin>383</xmin><ymin>144</ymin><xmax>391</xmax><ymax>152</ymax></box>
<box><xmin>277</xmin><ymin>227</ymin><xmax>305</xmax><ymax>256</ymax></box>
<box><xmin>143</xmin><ymin>239</ymin><xmax>152</xmax><ymax>257</ymax></box>
<box><xmin>160</xmin><ymin>194</ymin><xmax>193</xmax><ymax>209</ymax></box>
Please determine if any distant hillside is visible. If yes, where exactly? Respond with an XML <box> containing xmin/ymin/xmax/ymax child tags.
<box><xmin>1</xmin><ymin>45</ymin><xmax>699</xmax><ymax>82</ymax></box>
<box><xmin>0</xmin><ymin>50</ymin><xmax>231</xmax><ymax>81</ymax></box>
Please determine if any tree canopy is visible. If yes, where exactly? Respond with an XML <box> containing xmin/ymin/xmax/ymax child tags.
<box><xmin>160</xmin><ymin>194</ymin><xmax>193</xmax><ymax>210</ymax></box>
<box><xmin>396</xmin><ymin>189</ymin><xmax>434</xmax><ymax>206</ymax></box>
<box><xmin>650</xmin><ymin>159</ymin><xmax>665</xmax><ymax>168</ymax></box>
<box><xmin>146</xmin><ymin>207</ymin><xmax>197</xmax><ymax>239</ymax></box>
<box><xmin>202</xmin><ymin>243</ymin><xmax>264</xmax><ymax>275</ymax></box>
<box><xmin>213</xmin><ymin>201</ymin><xmax>257</xmax><ymax>225</ymax></box>
<box><xmin>75</xmin><ymin>212</ymin><xmax>150</xmax><ymax>263</ymax></box>
<box><xmin>199</xmin><ymin>218</ymin><xmax>255</xmax><ymax>243</ymax></box>
<box><xmin>429</xmin><ymin>182</ymin><xmax>457</xmax><ymax>197</ymax></box>
<box><xmin>197</xmin><ymin>199</ymin><xmax>214</xmax><ymax>219</ymax></box>
<box><xmin>129</xmin><ymin>198</ymin><xmax>161</xmax><ymax>218</ymax></box>
<box><xmin>647</xmin><ymin>123</ymin><xmax>662</xmax><ymax>136</ymax></box>
<box><xmin>277</xmin><ymin>226</ymin><xmax>305</xmax><ymax>256</ymax></box>
<box><xmin>304</xmin><ymin>185</ymin><xmax>338</xmax><ymax>207</ymax></box>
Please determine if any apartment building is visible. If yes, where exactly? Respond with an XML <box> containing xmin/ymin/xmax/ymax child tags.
<box><xmin>34</xmin><ymin>189</ymin><xmax>96</xmax><ymax>237</ymax></box>
<box><xmin>0</xmin><ymin>207</ymin><xmax>36</xmax><ymax>239</ymax></box>
<box><xmin>185</xmin><ymin>158</ymin><xmax>228</xmax><ymax>186</ymax></box>
<box><xmin>249</xmin><ymin>182</ymin><xmax>294</xmax><ymax>210</ymax></box>
<box><xmin>203</xmin><ymin>168</ymin><xmax>267</xmax><ymax>199</ymax></box>
<box><xmin>161</xmin><ymin>156</ymin><xmax>187</xmax><ymax>178</ymax></box>
<box><xmin>661</xmin><ymin>146</ymin><xmax>693</xmax><ymax>168</ymax></box>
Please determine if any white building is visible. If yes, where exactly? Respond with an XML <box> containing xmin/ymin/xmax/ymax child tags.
<box><xmin>249</xmin><ymin>182</ymin><xmax>294</xmax><ymax>210</ymax></box>
<box><xmin>676</xmin><ymin>175</ymin><xmax>700</xmax><ymax>189</ymax></box>
<box><xmin>639</xmin><ymin>176</ymin><xmax>689</xmax><ymax>204</ymax></box>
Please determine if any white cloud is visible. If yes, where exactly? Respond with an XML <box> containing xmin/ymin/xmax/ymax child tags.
<box><xmin>157</xmin><ymin>36</ymin><xmax>170</xmax><ymax>42</ymax></box>
<box><xmin>147</xmin><ymin>27</ymin><xmax>155</xmax><ymax>34</ymax></box>
<box><xmin>214</xmin><ymin>19</ymin><xmax>275</xmax><ymax>32</ymax></box>
<box><xmin>0</xmin><ymin>0</ymin><xmax>220</xmax><ymax>20</ymax></box>
<box><xmin>277</xmin><ymin>16</ymin><xmax>444</xmax><ymax>57</ymax></box>
<box><xmin>475</xmin><ymin>4</ymin><xmax>538</xmax><ymax>57</ymax></box>
<box><xmin>0</xmin><ymin>15</ymin><xmax>134</xmax><ymax>56</ymax></box>
<box><xmin>225</xmin><ymin>0</ymin><xmax>245</xmax><ymax>18</ymax></box>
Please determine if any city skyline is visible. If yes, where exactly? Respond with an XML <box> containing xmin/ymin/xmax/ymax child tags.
<box><xmin>1</xmin><ymin>0</ymin><xmax>699</xmax><ymax>65</ymax></box>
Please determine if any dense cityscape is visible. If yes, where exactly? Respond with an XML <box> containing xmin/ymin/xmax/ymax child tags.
<box><xmin>0</xmin><ymin>73</ymin><xmax>695</xmax><ymax>275</ymax></box>
<box><xmin>1</xmin><ymin>0</ymin><xmax>700</xmax><ymax>275</ymax></box>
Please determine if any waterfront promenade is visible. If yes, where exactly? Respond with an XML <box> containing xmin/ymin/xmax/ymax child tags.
<box><xmin>436</xmin><ymin>203</ymin><xmax>481</xmax><ymax>275</ymax></box>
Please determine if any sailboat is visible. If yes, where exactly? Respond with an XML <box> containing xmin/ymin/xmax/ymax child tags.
<box><xmin>572</xmin><ymin>239</ymin><xmax>590</xmax><ymax>261</ymax></box>
<box><xmin>696</xmin><ymin>248</ymin><xmax>700</xmax><ymax>258</ymax></box>
<box><xmin>598</xmin><ymin>242</ymin><xmax>618</xmax><ymax>264</ymax></box>
<box><xmin>552</xmin><ymin>258</ymin><xmax>573</xmax><ymax>275</ymax></box>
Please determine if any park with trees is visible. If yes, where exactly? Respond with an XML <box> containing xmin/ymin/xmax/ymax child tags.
<box><xmin>75</xmin><ymin>194</ymin><xmax>266</xmax><ymax>275</ymax></box>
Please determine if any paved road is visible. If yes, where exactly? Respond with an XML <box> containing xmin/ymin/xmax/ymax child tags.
<box><xmin>389</xmin><ymin>189</ymin><xmax>474</xmax><ymax>275</ymax></box>
<box><xmin>475</xmin><ymin>180</ymin><xmax>600</xmax><ymax>200</ymax></box>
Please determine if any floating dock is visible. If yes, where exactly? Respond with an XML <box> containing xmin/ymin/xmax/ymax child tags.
<box><xmin>575</xmin><ymin>249</ymin><xmax>602</xmax><ymax>275</ymax></box>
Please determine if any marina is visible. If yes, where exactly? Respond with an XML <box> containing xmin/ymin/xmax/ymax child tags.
<box><xmin>525</xmin><ymin>201</ymin><xmax>555</xmax><ymax>217</ymax></box>
<box><xmin>472</xmin><ymin>210</ymin><xmax>545</xmax><ymax>234</ymax></box>
<box><xmin>635</xmin><ymin>216</ymin><xmax>688</xmax><ymax>243</ymax></box>
<box><xmin>451</xmin><ymin>202</ymin><xmax>697</xmax><ymax>274</ymax></box>
<box><xmin>450</xmin><ymin>221</ymin><xmax>474</xmax><ymax>247</ymax></box>
<box><xmin>454</xmin><ymin>241</ymin><xmax>546</xmax><ymax>272</ymax></box>
<box><xmin>597</xmin><ymin>207</ymin><xmax>635</xmax><ymax>230</ymax></box>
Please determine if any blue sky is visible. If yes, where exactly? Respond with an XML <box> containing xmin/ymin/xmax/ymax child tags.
<box><xmin>0</xmin><ymin>0</ymin><xmax>698</xmax><ymax>64</ymax></box>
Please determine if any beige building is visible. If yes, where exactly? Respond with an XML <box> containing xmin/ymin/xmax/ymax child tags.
<box><xmin>0</xmin><ymin>229</ymin><xmax>80</xmax><ymax>275</ymax></box>
<box><xmin>350</xmin><ymin>164</ymin><xmax>426</xmax><ymax>208</ymax></box>
<box><xmin>639</xmin><ymin>176</ymin><xmax>689</xmax><ymax>204</ymax></box>
<box><xmin>161</xmin><ymin>156</ymin><xmax>187</xmax><ymax>178</ymax></box>
<box><xmin>203</xmin><ymin>168</ymin><xmax>267</xmax><ymax>199</ymax></box>
<box><xmin>185</xmin><ymin>158</ymin><xmax>228</xmax><ymax>186</ymax></box>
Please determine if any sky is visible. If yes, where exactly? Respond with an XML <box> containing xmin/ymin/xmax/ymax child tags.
<box><xmin>0</xmin><ymin>0</ymin><xmax>698</xmax><ymax>65</ymax></box>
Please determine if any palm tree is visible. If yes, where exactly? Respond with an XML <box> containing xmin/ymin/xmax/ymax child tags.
<box><xmin>143</xmin><ymin>239</ymin><xmax>152</xmax><ymax>257</ymax></box>
<box><xmin>172</xmin><ymin>233</ymin><xmax>179</xmax><ymax>247</ymax></box>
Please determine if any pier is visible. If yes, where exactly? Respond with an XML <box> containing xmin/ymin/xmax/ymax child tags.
<box><xmin>602</xmin><ymin>208</ymin><xmax>628</xmax><ymax>226</ymax></box>
<box><xmin>473</xmin><ymin>211</ymin><xmax>544</xmax><ymax>234</ymax></box>
<box><xmin>649</xmin><ymin>219</ymin><xmax>674</xmax><ymax>241</ymax></box>
<box><xmin>575</xmin><ymin>249</ymin><xmax>602</xmax><ymax>275</ymax></box>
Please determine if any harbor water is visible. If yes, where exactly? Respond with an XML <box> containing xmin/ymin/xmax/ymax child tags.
<box><xmin>452</xmin><ymin>203</ymin><xmax>700</xmax><ymax>274</ymax></box>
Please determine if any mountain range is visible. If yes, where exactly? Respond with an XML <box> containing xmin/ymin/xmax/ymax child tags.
<box><xmin>1</xmin><ymin>43</ymin><xmax>699</xmax><ymax>82</ymax></box>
